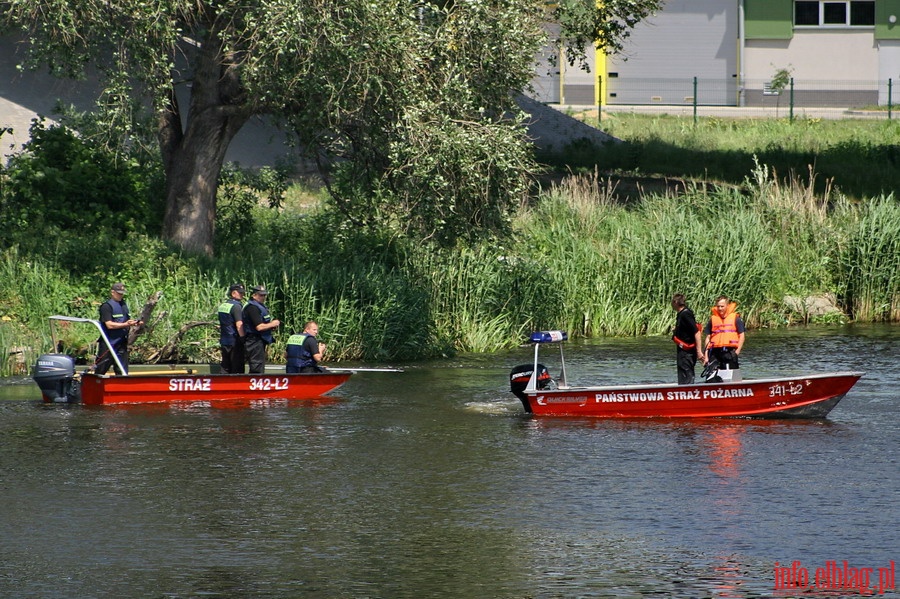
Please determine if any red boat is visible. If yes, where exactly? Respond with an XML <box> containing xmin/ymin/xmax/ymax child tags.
<box><xmin>510</xmin><ymin>331</ymin><xmax>863</xmax><ymax>418</ymax></box>
<box><xmin>32</xmin><ymin>316</ymin><xmax>353</xmax><ymax>405</ymax></box>
<box><xmin>70</xmin><ymin>370</ymin><xmax>352</xmax><ymax>405</ymax></box>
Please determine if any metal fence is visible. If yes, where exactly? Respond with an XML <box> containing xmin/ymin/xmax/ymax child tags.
<box><xmin>591</xmin><ymin>77</ymin><xmax>894</xmax><ymax>121</ymax></box>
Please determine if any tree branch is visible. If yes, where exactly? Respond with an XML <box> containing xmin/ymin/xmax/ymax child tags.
<box><xmin>146</xmin><ymin>320</ymin><xmax>216</xmax><ymax>364</ymax></box>
<box><xmin>128</xmin><ymin>291</ymin><xmax>164</xmax><ymax>348</ymax></box>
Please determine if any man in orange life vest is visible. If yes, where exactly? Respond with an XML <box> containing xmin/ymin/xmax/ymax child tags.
<box><xmin>671</xmin><ymin>293</ymin><xmax>706</xmax><ymax>384</ymax></box>
<box><xmin>704</xmin><ymin>295</ymin><xmax>746</xmax><ymax>371</ymax></box>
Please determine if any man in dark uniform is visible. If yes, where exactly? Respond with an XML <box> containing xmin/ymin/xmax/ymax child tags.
<box><xmin>671</xmin><ymin>293</ymin><xmax>706</xmax><ymax>384</ymax></box>
<box><xmin>285</xmin><ymin>321</ymin><xmax>327</xmax><ymax>373</ymax></box>
<box><xmin>95</xmin><ymin>282</ymin><xmax>140</xmax><ymax>375</ymax></box>
<box><xmin>217</xmin><ymin>284</ymin><xmax>246</xmax><ymax>374</ymax></box>
<box><xmin>242</xmin><ymin>285</ymin><xmax>281</xmax><ymax>374</ymax></box>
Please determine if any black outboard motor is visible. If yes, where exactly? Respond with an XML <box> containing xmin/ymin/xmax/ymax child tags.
<box><xmin>509</xmin><ymin>363</ymin><xmax>551</xmax><ymax>413</ymax></box>
<box><xmin>32</xmin><ymin>354</ymin><xmax>80</xmax><ymax>403</ymax></box>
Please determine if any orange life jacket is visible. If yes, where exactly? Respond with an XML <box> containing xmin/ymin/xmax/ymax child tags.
<box><xmin>709</xmin><ymin>302</ymin><xmax>741</xmax><ymax>348</ymax></box>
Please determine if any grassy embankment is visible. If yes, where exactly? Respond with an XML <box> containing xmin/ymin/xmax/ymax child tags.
<box><xmin>1</xmin><ymin>115</ymin><xmax>898</xmax><ymax>374</ymax></box>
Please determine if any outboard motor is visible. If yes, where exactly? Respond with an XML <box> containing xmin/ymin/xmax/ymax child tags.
<box><xmin>509</xmin><ymin>363</ymin><xmax>551</xmax><ymax>413</ymax></box>
<box><xmin>32</xmin><ymin>354</ymin><xmax>80</xmax><ymax>403</ymax></box>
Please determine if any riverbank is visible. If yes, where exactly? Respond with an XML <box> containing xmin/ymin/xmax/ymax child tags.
<box><xmin>2</xmin><ymin>165</ymin><xmax>898</xmax><ymax>376</ymax></box>
<box><xmin>3</xmin><ymin>102</ymin><xmax>900</xmax><ymax>375</ymax></box>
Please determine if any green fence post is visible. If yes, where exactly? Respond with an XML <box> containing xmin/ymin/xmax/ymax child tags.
<box><xmin>598</xmin><ymin>75</ymin><xmax>602</xmax><ymax>126</ymax></box>
<box><xmin>789</xmin><ymin>78</ymin><xmax>794</xmax><ymax>123</ymax></box>
<box><xmin>889</xmin><ymin>79</ymin><xmax>893</xmax><ymax>121</ymax></box>
<box><xmin>693</xmin><ymin>76</ymin><xmax>698</xmax><ymax>125</ymax></box>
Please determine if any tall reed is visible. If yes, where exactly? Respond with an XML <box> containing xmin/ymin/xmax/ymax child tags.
<box><xmin>838</xmin><ymin>195</ymin><xmax>900</xmax><ymax>321</ymax></box>
<box><xmin>408</xmin><ymin>246</ymin><xmax>546</xmax><ymax>352</ymax></box>
<box><xmin>0</xmin><ymin>247</ymin><xmax>92</xmax><ymax>374</ymax></box>
<box><xmin>516</xmin><ymin>172</ymin><xmax>774</xmax><ymax>335</ymax></box>
<box><xmin>511</xmin><ymin>162</ymin><xmax>888</xmax><ymax>337</ymax></box>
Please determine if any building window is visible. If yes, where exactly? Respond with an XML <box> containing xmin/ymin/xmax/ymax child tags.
<box><xmin>795</xmin><ymin>1</ymin><xmax>820</xmax><ymax>24</ymax></box>
<box><xmin>849</xmin><ymin>1</ymin><xmax>876</xmax><ymax>24</ymax></box>
<box><xmin>795</xmin><ymin>0</ymin><xmax>875</xmax><ymax>26</ymax></box>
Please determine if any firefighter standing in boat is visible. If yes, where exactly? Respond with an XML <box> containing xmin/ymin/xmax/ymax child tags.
<box><xmin>217</xmin><ymin>283</ymin><xmax>246</xmax><ymax>374</ymax></box>
<box><xmin>242</xmin><ymin>286</ymin><xmax>281</xmax><ymax>374</ymax></box>
<box><xmin>671</xmin><ymin>293</ymin><xmax>706</xmax><ymax>384</ymax></box>
<box><xmin>95</xmin><ymin>282</ymin><xmax>140</xmax><ymax>375</ymax></box>
<box><xmin>704</xmin><ymin>295</ymin><xmax>746</xmax><ymax>371</ymax></box>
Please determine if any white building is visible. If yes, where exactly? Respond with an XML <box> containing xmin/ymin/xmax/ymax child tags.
<box><xmin>532</xmin><ymin>0</ymin><xmax>900</xmax><ymax>107</ymax></box>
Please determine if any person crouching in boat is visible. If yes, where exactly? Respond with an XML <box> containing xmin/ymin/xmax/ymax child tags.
<box><xmin>704</xmin><ymin>295</ymin><xmax>745</xmax><ymax>371</ymax></box>
<box><xmin>242</xmin><ymin>286</ymin><xmax>281</xmax><ymax>374</ymax></box>
<box><xmin>671</xmin><ymin>293</ymin><xmax>706</xmax><ymax>384</ymax></box>
<box><xmin>285</xmin><ymin>321</ymin><xmax>326</xmax><ymax>373</ymax></box>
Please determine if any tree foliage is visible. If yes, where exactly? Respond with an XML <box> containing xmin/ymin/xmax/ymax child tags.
<box><xmin>553</xmin><ymin>0</ymin><xmax>662</xmax><ymax>68</ymax></box>
<box><xmin>1</xmin><ymin>0</ymin><xmax>661</xmax><ymax>253</ymax></box>
<box><xmin>271</xmin><ymin>0</ymin><xmax>544</xmax><ymax>244</ymax></box>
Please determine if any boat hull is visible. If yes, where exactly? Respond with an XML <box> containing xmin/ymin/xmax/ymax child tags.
<box><xmin>520</xmin><ymin>372</ymin><xmax>863</xmax><ymax>418</ymax></box>
<box><xmin>77</xmin><ymin>372</ymin><xmax>352</xmax><ymax>406</ymax></box>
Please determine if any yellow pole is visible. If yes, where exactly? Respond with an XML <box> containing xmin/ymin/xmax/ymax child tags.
<box><xmin>596</xmin><ymin>42</ymin><xmax>607</xmax><ymax>107</ymax></box>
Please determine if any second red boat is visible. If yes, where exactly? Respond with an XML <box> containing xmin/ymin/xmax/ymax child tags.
<box><xmin>510</xmin><ymin>331</ymin><xmax>863</xmax><ymax>418</ymax></box>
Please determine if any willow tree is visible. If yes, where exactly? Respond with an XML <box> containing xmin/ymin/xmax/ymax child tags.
<box><xmin>1</xmin><ymin>0</ymin><xmax>660</xmax><ymax>254</ymax></box>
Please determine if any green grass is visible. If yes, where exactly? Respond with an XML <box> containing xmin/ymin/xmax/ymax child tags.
<box><xmin>549</xmin><ymin>113</ymin><xmax>900</xmax><ymax>201</ymax></box>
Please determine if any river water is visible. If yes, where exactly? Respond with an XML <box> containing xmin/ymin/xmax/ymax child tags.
<box><xmin>0</xmin><ymin>325</ymin><xmax>897</xmax><ymax>598</ymax></box>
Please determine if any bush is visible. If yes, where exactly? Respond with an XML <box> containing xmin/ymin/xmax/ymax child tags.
<box><xmin>0</xmin><ymin>121</ymin><xmax>164</xmax><ymax>261</ymax></box>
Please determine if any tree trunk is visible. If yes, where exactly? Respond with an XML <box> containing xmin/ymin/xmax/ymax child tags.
<box><xmin>161</xmin><ymin>111</ymin><xmax>245</xmax><ymax>256</ymax></box>
<box><xmin>159</xmin><ymin>33</ymin><xmax>250</xmax><ymax>257</ymax></box>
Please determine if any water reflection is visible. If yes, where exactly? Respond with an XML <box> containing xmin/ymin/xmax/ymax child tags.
<box><xmin>703</xmin><ymin>426</ymin><xmax>743</xmax><ymax>479</ymax></box>
<box><xmin>709</xmin><ymin>554</ymin><xmax>749</xmax><ymax>599</ymax></box>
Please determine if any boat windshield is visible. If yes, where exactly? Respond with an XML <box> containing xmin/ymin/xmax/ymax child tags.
<box><xmin>527</xmin><ymin>331</ymin><xmax>569</xmax><ymax>391</ymax></box>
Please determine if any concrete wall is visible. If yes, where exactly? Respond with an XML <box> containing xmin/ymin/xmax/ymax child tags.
<box><xmin>0</xmin><ymin>36</ymin><xmax>294</xmax><ymax>167</ymax></box>
<box><xmin>744</xmin><ymin>30</ymin><xmax>879</xmax><ymax>81</ymax></box>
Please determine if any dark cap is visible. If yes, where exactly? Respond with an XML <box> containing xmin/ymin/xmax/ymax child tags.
<box><xmin>111</xmin><ymin>282</ymin><xmax>126</xmax><ymax>294</ymax></box>
<box><xmin>228</xmin><ymin>283</ymin><xmax>245</xmax><ymax>294</ymax></box>
<box><xmin>250</xmin><ymin>285</ymin><xmax>268</xmax><ymax>296</ymax></box>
